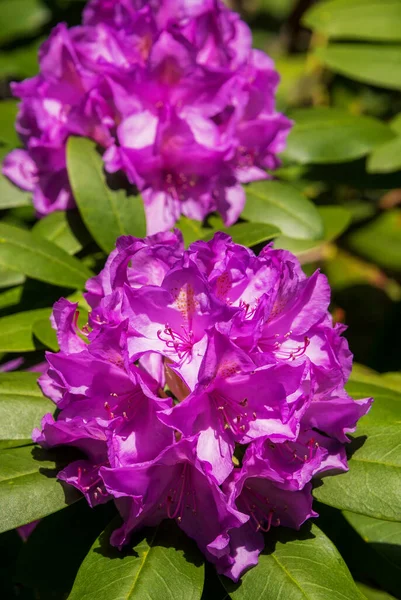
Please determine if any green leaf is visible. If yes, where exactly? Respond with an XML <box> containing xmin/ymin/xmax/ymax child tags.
<box><xmin>344</xmin><ymin>512</ymin><xmax>401</xmax><ymax>581</ymax></box>
<box><xmin>176</xmin><ymin>217</ymin><xmax>205</xmax><ymax>247</ymax></box>
<box><xmin>303</xmin><ymin>0</ymin><xmax>401</xmax><ymax>42</ymax></box>
<box><xmin>32</xmin><ymin>305</ymin><xmax>89</xmax><ymax>351</ymax></box>
<box><xmin>0</xmin><ymin>308</ymin><xmax>51</xmax><ymax>352</ymax></box>
<box><xmin>315</xmin><ymin>45</ymin><xmax>401</xmax><ymax>91</ymax></box>
<box><xmin>274</xmin><ymin>205</ymin><xmax>351</xmax><ymax>257</ymax></box>
<box><xmin>32</xmin><ymin>211</ymin><xmax>89</xmax><ymax>255</ymax></box>
<box><xmin>0</xmin><ymin>285</ymin><xmax>23</xmax><ymax>310</ymax></box>
<box><xmin>203</xmin><ymin>222</ymin><xmax>280</xmax><ymax>247</ymax></box>
<box><xmin>0</xmin><ymin>38</ymin><xmax>41</xmax><ymax>79</ymax></box>
<box><xmin>243</xmin><ymin>180</ymin><xmax>324</xmax><ymax>240</ymax></box>
<box><xmin>284</xmin><ymin>107</ymin><xmax>394</xmax><ymax>164</ymax></box>
<box><xmin>0</xmin><ymin>445</ymin><xmax>81</xmax><ymax>534</ymax></box>
<box><xmin>313</xmin><ymin>376</ymin><xmax>401</xmax><ymax>522</ymax></box>
<box><xmin>68</xmin><ymin>519</ymin><xmax>205</xmax><ymax>600</ymax></box>
<box><xmin>347</xmin><ymin>210</ymin><xmax>401</xmax><ymax>271</ymax></box>
<box><xmin>0</xmin><ymin>267</ymin><xmax>25</xmax><ymax>289</ymax></box>
<box><xmin>32</xmin><ymin>317</ymin><xmax>58</xmax><ymax>351</ymax></box>
<box><xmin>367</xmin><ymin>136</ymin><xmax>401</xmax><ymax>173</ymax></box>
<box><xmin>67</xmin><ymin>137</ymin><xmax>146</xmax><ymax>253</ymax></box>
<box><xmin>0</xmin><ymin>222</ymin><xmax>92</xmax><ymax>288</ymax></box>
<box><xmin>16</xmin><ymin>501</ymin><xmax>116</xmax><ymax>597</ymax></box>
<box><xmin>0</xmin><ymin>0</ymin><xmax>50</xmax><ymax>45</ymax></box>
<box><xmin>0</xmin><ymin>101</ymin><xmax>19</xmax><ymax>148</ymax></box>
<box><xmin>221</xmin><ymin>523</ymin><xmax>363</xmax><ymax>600</ymax></box>
<box><xmin>0</xmin><ymin>372</ymin><xmax>53</xmax><ymax>449</ymax></box>
<box><xmin>357</xmin><ymin>583</ymin><xmax>397</xmax><ymax>600</ymax></box>
<box><xmin>0</xmin><ymin>172</ymin><xmax>31</xmax><ymax>209</ymax></box>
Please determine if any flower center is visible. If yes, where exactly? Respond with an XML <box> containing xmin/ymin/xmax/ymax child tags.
<box><xmin>159</xmin><ymin>463</ymin><xmax>197</xmax><ymax>523</ymax></box>
<box><xmin>163</xmin><ymin>171</ymin><xmax>198</xmax><ymax>201</ymax></box>
<box><xmin>157</xmin><ymin>323</ymin><xmax>195</xmax><ymax>361</ymax></box>
<box><xmin>211</xmin><ymin>390</ymin><xmax>255</xmax><ymax>435</ymax></box>
<box><xmin>260</xmin><ymin>330</ymin><xmax>310</xmax><ymax>361</ymax></box>
<box><xmin>239</xmin><ymin>482</ymin><xmax>281</xmax><ymax>533</ymax></box>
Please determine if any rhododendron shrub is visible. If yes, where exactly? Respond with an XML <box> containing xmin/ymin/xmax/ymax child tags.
<box><xmin>33</xmin><ymin>231</ymin><xmax>372</xmax><ymax>580</ymax></box>
<box><xmin>3</xmin><ymin>0</ymin><xmax>290</xmax><ymax>232</ymax></box>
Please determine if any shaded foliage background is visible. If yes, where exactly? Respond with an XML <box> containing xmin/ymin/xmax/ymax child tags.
<box><xmin>0</xmin><ymin>1</ymin><xmax>401</xmax><ymax>599</ymax></box>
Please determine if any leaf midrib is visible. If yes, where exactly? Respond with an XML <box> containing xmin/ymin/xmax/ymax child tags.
<box><xmin>0</xmin><ymin>232</ymin><xmax>88</xmax><ymax>282</ymax></box>
<box><xmin>270</xmin><ymin>553</ymin><xmax>311</xmax><ymax>600</ymax></box>
<box><xmin>125</xmin><ymin>528</ymin><xmax>160</xmax><ymax>599</ymax></box>
<box><xmin>246</xmin><ymin>186</ymin><xmax>315</xmax><ymax>233</ymax></box>
<box><xmin>86</xmin><ymin>148</ymin><xmax>125</xmax><ymax>240</ymax></box>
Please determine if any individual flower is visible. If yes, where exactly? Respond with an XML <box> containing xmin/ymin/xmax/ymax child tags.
<box><xmin>34</xmin><ymin>232</ymin><xmax>372</xmax><ymax>580</ymax></box>
<box><xmin>3</xmin><ymin>0</ymin><xmax>291</xmax><ymax>231</ymax></box>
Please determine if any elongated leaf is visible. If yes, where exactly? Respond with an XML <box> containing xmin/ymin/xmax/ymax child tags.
<box><xmin>0</xmin><ymin>372</ymin><xmax>52</xmax><ymax>449</ymax></box>
<box><xmin>347</xmin><ymin>210</ymin><xmax>401</xmax><ymax>271</ymax></box>
<box><xmin>32</xmin><ymin>211</ymin><xmax>89</xmax><ymax>256</ymax></box>
<box><xmin>284</xmin><ymin>107</ymin><xmax>394</xmax><ymax>164</ymax></box>
<box><xmin>203</xmin><ymin>222</ymin><xmax>280</xmax><ymax>247</ymax></box>
<box><xmin>367</xmin><ymin>136</ymin><xmax>401</xmax><ymax>173</ymax></box>
<box><xmin>0</xmin><ymin>445</ymin><xmax>80</xmax><ymax>533</ymax></box>
<box><xmin>274</xmin><ymin>205</ymin><xmax>351</xmax><ymax>257</ymax></box>
<box><xmin>316</xmin><ymin>45</ymin><xmax>401</xmax><ymax>91</ymax></box>
<box><xmin>357</xmin><ymin>583</ymin><xmax>397</xmax><ymax>600</ymax></box>
<box><xmin>32</xmin><ymin>305</ymin><xmax>89</xmax><ymax>352</ymax></box>
<box><xmin>0</xmin><ymin>38</ymin><xmax>41</xmax><ymax>79</ymax></box>
<box><xmin>303</xmin><ymin>0</ymin><xmax>401</xmax><ymax>42</ymax></box>
<box><xmin>0</xmin><ymin>308</ymin><xmax>51</xmax><ymax>352</ymax></box>
<box><xmin>221</xmin><ymin>523</ymin><xmax>363</xmax><ymax>599</ymax></box>
<box><xmin>0</xmin><ymin>223</ymin><xmax>92</xmax><ymax>288</ymax></box>
<box><xmin>176</xmin><ymin>217</ymin><xmax>205</xmax><ymax>247</ymax></box>
<box><xmin>0</xmin><ymin>101</ymin><xmax>19</xmax><ymax>148</ymax></box>
<box><xmin>0</xmin><ymin>266</ymin><xmax>25</xmax><ymax>289</ymax></box>
<box><xmin>32</xmin><ymin>317</ymin><xmax>58</xmax><ymax>352</ymax></box>
<box><xmin>243</xmin><ymin>180</ymin><xmax>323</xmax><ymax>240</ymax></box>
<box><xmin>0</xmin><ymin>0</ymin><xmax>49</xmax><ymax>45</ymax></box>
<box><xmin>345</xmin><ymin>512</ymin><xmax>401</xmax><ymax>576</ymax></box>
<box><xmin>314</xmin><ymin>377</ymin><xmax>401</xmax><ymax>521</ymax></box>
<box><xmin>67</xmin><ymin>137</ymin><xmax>146</xmax><ymax>253</ymax></box>
<box><xmin>68</xmin><ymin>519</ymin><xmax>205</xmax><ymax>600</ymax></box>
<box><xmin>16</xmin><ymin>502</ymin><xmax>115</xmax><ymax>598</ymax></box>
<box><xmin>0</xmin><ymin>172</ymin><xmax>31</xmax><ymax>209</ymax></box>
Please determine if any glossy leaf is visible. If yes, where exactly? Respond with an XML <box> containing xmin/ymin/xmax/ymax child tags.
<box><xmin>0</xmin><ymin>223</ymin><xmax>92</xmax><ymax>289</ymax></box>
<box><xmin>274</xmin><ymin>205</ymin><xmax>351</xmax><ymax>257</ymax></box>
<box><xmin>0</xmin><ymin>172</ymin><xmax>31</xmax><ymax>209</ymax></box>
<box><xmin>0</xmin><ymin>267</ymin><xmax>25</xmax><ymax>289</ymax></box>
<box><xmin>32</xmin><ymin>211</ymin><xmax>89</xmax><ymax>256</ymax></box>
<box><xmin>68</xmin><ymin>519</ymin><xmax>205</xmax><ymax>600</ymax></box>
<box><xmin>367</xmin><ymin>136</ymin><xmax>401</xmax><ymax>173</ymax></box>
<box><xmin>0</xmin><ymin>38</ymin><xmax>41</xmax><ymax>79</ymax></box>
<box><xmin>176</xmin><ymin>217</ymin><xmax>205</xmax><ymax>247</ymax></box>
<box><xmin>284</xmin><ymin>107</ymin><xmax>394</xmax><ymax>164</ymax></box>
<box><xmin>0</xmin><ymin>372</ymin><xmax>52</xmax><ymax>449</ymax></box>
<box><xmin>0</xmin><ymin>101</ymin><xmax>19</xmax><ymax>148</ymax></box>
<box><xmin>0</xmin><ymin>445</ymin><xmax>81</xmax><ymax>533</ymax></box>
<box><xmin>303</xmin><ymin>0</ymin><xmax>401</xmax><ymax>42</ymax></box>
<box><xmin>67</xmin><ymin>137</ymin><xmax>146</xmax><ymax>253</ymax></box>
<box><xmin>0</xmin><ymin>308</ymin><xmax>51</xmax><ymax>352</ymax></box>
<box><xmin>357</xmin><ymin>583</ymin><xmax>397</xmax><ymax>600</ymax></box>
<box><xmin>221</xmin><ymin>523</ymin><xmax>363</xmax><ymax>600</ymax></box>
<box><xmin>314</xmin><ymin>377</ymin><xmax>401</xmax><ymax>522</ymax></box>
<box><xmin>243</xmin><ymin>180</ymin><xmax>324</xmax><ymax>240</ymax></box>
<box><xmin>0</xmin><ymin>0</ymin><xmax>49</xmax><ymax>45</ymax></box>
<box><xmin>316</xmin><ymin>45</ymin><xmax>401</xmax><ymax>91</ymax></box>
<box><xmin>32</xmin><ymin>317</ymin><xmax>58</xmax><ymax>352</ymax></box>
<box><xmin>347</xmin><ymin>210</ymin><xmax>401</xmax><ymax>271</ymax></box>
<box><xmin>345</xmin><ymin>512</ymin><xmax>401</xmax><ymax>576</ymax></box>
<box><xmin>203</xmin><ymin>222</ymin><xmax>280</xmax><ymax>247</ymax></box>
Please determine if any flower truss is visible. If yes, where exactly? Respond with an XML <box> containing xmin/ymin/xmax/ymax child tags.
<box><xmin>3</xmin><ymin>0</ymin><xmax>291</xmax><ymax>232</ymax></box>
<box><xmin>34</xmin><ymin>231</ymin><xmax>372</xmax><ymax>580</ymax></box>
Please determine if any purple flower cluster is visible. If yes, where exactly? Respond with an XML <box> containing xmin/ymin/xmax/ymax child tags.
<box><xmin>34</xmin><ymin>231</ymin><xmax>372</xmax><ymax>579</ymax></box>
<box><xmin>3</xmin><ymin>0</ymin><xmax>290</xmax><ymax>232</ymax></box>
